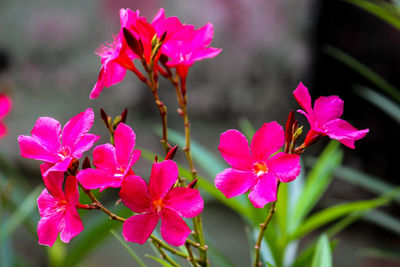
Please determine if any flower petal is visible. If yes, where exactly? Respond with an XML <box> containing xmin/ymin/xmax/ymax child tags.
<box><xmin>215</xmin><ymin>168</ymin><xmax>255</xmax><ymax>199</ymax></box>
<box><xmin>268</xmin><ymin>152</ymin><xmax>301</xmax><ymax>183</ymax></box>
<box><xmin>62</xmin><ymin>108</ymin><xmax>94</xmax><ymax>148</ymax></box>
<box><xmin>148</xmin><ymin>160</ymin><xmax>178</xmax><ymax>200</ymax></box>
<box><xmin>37</xmin><ymin>189</ymin><xmax>61</xmax><ymax>246</ymax></box>
<box><xmin>59</xmin><ymin>205</ymin><xmax>84</xmax><ymax>243</ymax></box>
<box><xmin>114</xmin><ymin>123</ymin><xmax>136</xmax><ymax>168</ymax></box>
<box><xmin>44</xmin><ymin>157</ymin><xmax>73</xmax><ymax>177</ymax></box>
<box><xmin>0</xmin><ymin>122</ymin><xmax>6</xmax><ymax>138</ymax></box>
<box><xmin>0</xmin><ymin>94</ymin><xmax>11</xmax><ymax>118</ymax></box>
<box><xmin>71</xmin><ymin>134</ymin><xmax>100</xmax><ymax>159</ymax></box>
<box><xmin>314</xmin><ymin>96</ymin><xmax>344</xmax><ymax>124</ymax></box>
<box><xmin>31</xmin><ymin>117</ymin><xmax>62</xmax><ymax>153</ymax></box>
<box><xmin>324</xmin><ymin>119</ymin><xmax>369</xmax><ymax>149</ymax></box>
<box><xmin>218</xmin><ymin>129</ymin><xmax>253</xmax><ymax>170</ymax></box>
<box><xmin>92</xmin><ymin>143</ymin><xmax>119</xmax><ymax>171</ymax></box>
<box><xmin>163</xmin><ymin>188</ymin><xmax>203</xmax><ymax>218</ymax></box>
<box><xmin>248</xmin><ymin>173</ymin><xmax>277</xmax><ymax>208</ymax></box>
<box><xmin>18</xmin><ymin>135</ymin><xmax>59</xmax><ymax>163</ymax></box>
<box><xmin>77</xmin><ymin>168</ymin><xmax>123</xmax><ymax>190</ymax></box>
<box><xmin>120</xmin><ymin>175</ymin><xmax>151</xmax><ymax>213</ymax></box>
<box><xmin>123</xmin><ymin>213</ymin><xmax>159</xmax><ymax>244</ymax></box>
<box><xmin>293</xmin><ymin>82</ymin><xmax>314</xmax><ymax>117</ymax></box>
<box><xmin>40</xmin><ymin>163</ymin><xmax>64</xmax><ymax>198</ymax></box>
<box><xmin>250</xmin><ymin>121</ymin><xmax>284</xmax><ymax>161</ymax></box>
<box><xmin>160</xmin><ymin>208</ymin><xmax>191</xmax><ymax>246</ymax></box>
<box><xmin>64</xmin><ymin>176</ymin><xmax>79</xmax><ymax>205</ymax></box>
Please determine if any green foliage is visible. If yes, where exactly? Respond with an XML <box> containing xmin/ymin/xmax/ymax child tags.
<box><xmin>110</xmin><ymin>230</ymin><xmax>146</xmax><ymax>267</ymax></box>
<box><xmin>310</xmin><ymin>234</ymin><xmax>332</xmax><ymax>267</ymax></box>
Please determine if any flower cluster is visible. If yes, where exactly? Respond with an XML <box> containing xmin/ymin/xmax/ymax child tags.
<box><xmin>91</xmin><ymin>8</ymin><xmax>222</xmax><ymax>99</ymax></box>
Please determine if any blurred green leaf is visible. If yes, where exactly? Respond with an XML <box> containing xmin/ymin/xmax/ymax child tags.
<box><xmin>292</xmin><ymin>239</ymin><xmax>337</xmax><ymax>267</ymax></box>
<box><xmin>290</xmin><ymin>193</ymin><xmax>395</xmax><ymax>240</ymax></box>
<box><xmin>359</xmin><ymin>247</ymin><xmax>400</xmax><ymax>262</ymax></box>
<box><xmin>205</xmin><ymin>232</ymin><xmax>238</xmax><ymax>267</ymax></box>
<box><xmin>145</xmin><ymin>254</ymin><xmax>174</xmax><ymax>267</ymax></box>
<box><xmin>324</xmin><ymin>45</ymin><xmax>400</xmax><ymax>102</ymax></box>
<box><xmin>245</xmin><ymin>226</ymin><xmax>277</xmax><ymax>267</ymax></box>
<box><xmin>362</xmin><ymin>210</ymin><xmax>400</xmax><ymax>236</ymax></box>
<box><xmin>0</xmin><ymin>185</ymin><xmax>42</xmax><ymax>245</ymax></box>
<box><xmin>63</xmin><ymin>206</ymin><xmax>131</xmax><ymax>267</ymax></box>
<box><xmin>110</xmin><ymin>230</ymin><xmax>146</xmax><ymax>267</ymax></box>
<box><xmin>238</xmin><ymin>117</ymin><xmax>256</xmax><ymax>140</ymax></box>
<box><xmin>345</xmin><ymin>0</ymin><xmax>400</xmax><ymax>30</ymax></box>
<box><xmin>311</xmin><ymin>234</ymin><xmax>332</xmax><ymax>267</ymax></box>
<box><xmin>47</xmin><ymin>239</ymin><xmax>66</xmax><ymax>267</ymax></box>
<box><xmin>290</xmin><ymin>141</ymin><xmax>343</xmax><ymax>233</ymax></box>
<box><xmin>354</xmin><ymin>85</ymin><xmax>400</xmax><ymax>123</ymax></box>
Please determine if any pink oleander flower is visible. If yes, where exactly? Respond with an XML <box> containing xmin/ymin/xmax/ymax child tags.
<box><xmin>18</xmin><ymin>108</ymin><xmax>100</xmax><ymax>176</ymax></box>
<box><xmin>293</xmin><ymin>82</ymin><xmax>369</xmax><ymax>148</ymax></box>
<box><xmin>215</xmin><ymin>121</ymin><xmax>301</xmax><ymax>208</ymax></box>
<box><xmin>37</xmin><ymin>163</ymin><xmax>83</xmax><ymax>246</ymax></box>
<box><xmin>77</xmin><ymin>123</ymin><xmax>141</xmax><ymax>191</ymax></box>
<box><xmin>162</xmin><ymin>23</ymin><xmax>222</xmax><ymax>81</ymax></box>
<box><xmin>0</xmin><ymin>94</ymin><xmax>12</xmax><ymax>138</ymax></box>
<box><xmin>120</xmin><ymin>160</ymin><xmax>203</xmax><ymax>246</ymax></box>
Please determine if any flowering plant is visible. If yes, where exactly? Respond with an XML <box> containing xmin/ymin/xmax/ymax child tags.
<box><xmin>15</xmin><ymin>7</ymin><xmax>388</xmax><ymax>267</ymax></box>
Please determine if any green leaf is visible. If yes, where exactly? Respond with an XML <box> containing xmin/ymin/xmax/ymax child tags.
<box><xmin>164</xmin><ymin>128</ymin><xmax>226</xmax><ymax>178</ymax></box>
<box><xmin>290</xmin><ymin>194</ymin><xmax>395</xmax><ymax>240</ymax></box>
<box><xmin>324</xmin><ymin>45</ymin><xmax>400</xmax><ymax>102</ymax></box>
<box><xmin>362</xmin><ymin>210</ymin><xmax>400</xmax><ymax>236</ymax></box>
<box><xmin>311</xmin><ymin>234</ymin><xmax>332</xmax><ymax>267</ymax></box>
<box><xmin>359</xmin><ymin>247</ymin><xmax>400</xmax><ymax>262</ymax></box>
<box><xmin>354</xmin><ymin>85</ymin><xmax>400</xmax><ymax>123</ymax></box>
<box><xmin>145</xmin><ymin>254</ymin><xmax>174</xmax><ymax>267</ymax></box>
<box><xmin>110</xmin><ymin>230</ymin><xmax>146</xmax><ymax>267</ymax></box>
<box><xmin>47</xmin><ymin>239</ymin><xmax>66</xmax><ymax>267</ymax></box>
<box><xmin>63</xmin><ymin>206</ymin><xmax>131</xmax><ymax>267</ymax></box>
<box><xmin>290</xmin><ymin>141</ymin><xmax>343</xmax><ymax>233</ymax></box>
<box><xmin>0</xmin><ymin>185</ymin><xmax>42</xmax><ymax>245</ymax></box>
<box><xmin>245</xmin><ymin>226</ymin><xmax>277</xmax><ymax>267</ymax></box>
<box><xmin>292</xmin><ymin>239</ymin><xmax>337</xmax><ymax>267</ymax></box>
<box><xmin>345</xmin><ymin>0</ymin><xmax>400</xmax><ymax>31</ymax></box>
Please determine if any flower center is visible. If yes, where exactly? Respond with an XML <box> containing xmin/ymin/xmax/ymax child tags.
<box><xmin>253</xmin><ymin>161</ymin><xmax>268</xmax><ymax>177</ymax></box>
<box><xmin>152</xmin><ymin>199</ymin><xmax>164</xmax><ymax>214</ymax></box>
<box><xmin>57</xmin><ymin>146</ymin><xmax>71</xmax><ymax>160</ymax></box>
<box><xmin>115</xmin><ymin>167</ymin><xmax>125</xmax><ymax>178</ymax></box>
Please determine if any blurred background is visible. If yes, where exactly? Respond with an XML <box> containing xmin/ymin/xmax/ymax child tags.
<box><xmin>0</xmin><ymin>0</ymin><xmax>399</xmax><ymax>266</ymax></box>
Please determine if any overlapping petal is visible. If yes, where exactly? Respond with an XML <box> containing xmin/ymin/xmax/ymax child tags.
<box><xmin>31</xmin><ymin>117</ymin><xmax>61</xmax><ymax>152</ymax></box>
<box><xmin>148</xmin><ymin>160</ymin><xmax>178</xmax><ymax>200</ymax></box>
<box><xmin>314</xmin><ymin>96</ymin><xmax>344</xmax><ymax>124</ymax></box>
<box><xmin>59</xmin><ymin>207</ymin><xmax>84</xmax><ymax>243</ymax></box>
<box><xmin>120</xmin><ymin>175</ymin><xmax>152</xmax><ymax>213</ymax></box>
<box><xmin>114</xmin><ymin>123</ymin><xmax>136</xmax><ymax>167</ymax></box>
<box><xmin>76</xmin><ymin>168</ymin><xmax>123</xmax><ymax>190</ymax></box>
<box><xmin>268</xmin><ymin>152</ymin><xmax>301</xmax><ymax>183</ymax></box>
<box><xmin>251</xmin><ymin>122</ymin><xmax>284</xmax><ymax>161</ymax></box>
<box><xmin>62</xmin><ymin>108</ymin><xmax>94</xmax><ymax>148</ymax></box>
<box><xmin>215</xmin><ymin>168</ymin><xmax>255</xmax><ymax>199</ymax></box>
<box><xmin>92</xmin><ymin>144</ymin><xmax>119</xmax><ymax>171</ymax></box>
<box><xmin>218</xmin><ymin>129</ymin><xmax>253</xmax><ymax>170</ymax></box>
<box><xmin>18</xmin><ymin>135</ymin><xmax>59</xmax><ymax>163</ymax></box>
<box><xmin>163</xmin><ymin>187</ymin><xmax>203</xmax><ymax>218</ymax></box>
<box><xmin>123</xmin><ymin>213</ymin><xmax>159</xmax><ymax>244</ymax></box>
<box><xmin>160</xmin><ymin>208</ymin><xmax>191</xmax><ymax>246</ymax></box>
<box><xmin>248</xmin><ymin>173</ymin><xmax>278</xmax><ymax>208</ymax></box>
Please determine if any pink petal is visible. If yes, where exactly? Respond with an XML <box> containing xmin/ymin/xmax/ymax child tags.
<box><xmin>103</xmin><ymin>61</ymin><xmax>127</xmax><ymax>87</ymax></box>
<box><xmin>215</xmin><ymin>168</ymin><xmax>256</xmax><ymax>199</ymax></box>
<box><xmin>160</xmin><ymin>208</ymin><xmax>191</xmax><ymax>246</ymax></box>
<box><xmin>64</xmin><ymin>176</ymin><xmax>79</xmax><ymax>204</ymax></box>
<box><xmin>250</xmin><ymin>121</ymin><xmax>284</xmax><ymax>161</ymax></box>
<box><xmin>248</xmin><ymin>173</ymin><xmax>278</xmax><ymax>208</ymax></box>
<box><xmin>44</xmin><ymin>157</ymin><xmax>73</xmax><ymax>177</ymax></box>
<box><xmin>151</xmin><ymin>8</ymin><xmax>165</xmax><ymax>24</ymax></box>
<box><xmin>323</xmin><ymin>119</ymin><xmax>369</xmax><ymax>149</ymax></box>
<box><xmin>40</xmin><ymin>163</ymin><xmax>64</xmax><ymax>198</ymax></box>
<box><xmin>218</xmin><ymin>129</ymin><xmax>253</xmax><ymax>170</ymax></box>
<box><xmin>18</xmin><ymin>135</ymin><xmax>60</xmax><ymax>163</ymax></box>
<box><xmin>31</xmin><ymin>117</ymin><xmax>62</xmax><ymax>153</ymax></box>
<box><xmin>119</xmin><ymin>175</ymin><xmax>152</xmax><ymax>213</ymax></box>
<box><xmin>92</xmin><ymin>144</ymin><xmax>119</xmax><ymax>171</ymax></box>
<box><xmin>190</xmin><ymin>47</ymin><xmax>222</xmax><ymax>62</ymax></box>
<box><xmin>163</xmin><ymin>188</ymin><xmax>203</xmax><ymax>218</ymax></box>
<box><xmin>192</xmin><ymin>23</ymin><xmax>214</xmax><ymax>48</ymax></box>
<box><xmin>314</xmin><ymin>96</ymin><xmax>344</xmax><ymax>124</ymax></box>
<box><xmin>148</xmin><ymin>160</ymin><xmax>178</xmax><ymax>200</ymax></box>
<box><xmin>90</xmin><ymin>67</ymin><xmax>106</xmax><ymax>99</ymax></box>
<box><xmin>125</xmin><ymin>150</ymin><xmax>141</xmax><ymax>175</ymax></box>
<box><xmin>293</xmin><ymin>82</ymin><xmax>314</xmax><ymax>117</ymax></box>
<box><xmin>114</xmin><ymin>123</ymin><xmax>136</xmax><ymax>168</ymax></box>
<box><xmin>59</xmin><ymin>206</ymin><xmax>84</xmax><ymax>243</ymax></box>
<box><xmin>123</xmin><ymin>212</ymin><xmax>159</xmax><ymax>244</ymax></box>
<box><xmin>153</xmin><ymin>17</ymin><xmax>184</xmax><ymax>40</ymax></box>
<box><xmin>62</xmin><ymin>109</ymin><xmax>95</xmax><ymax>148</ymax></box>
<box><xmin>76</xmin><ymin>168</ymin><xmax>123</xmax><ymax>190</ymax></box>
<box><xmin>267</xmin><ymin>152</ymin><xmax>301</xmax><ymax>183</ymax></box>
<box><xmin>71</xmin><ymin>134</ymin><xmax>100</xmax><ymax>159</ymax></box>
<box><xmin>0</xmin><ymin>122</ymin><xmax>6</xmax><ymax>138</ymax></box>
<box><xmin>37</xmin><ymin>189</ymin><xmax>61</xmax><ymax>246</ymax></box>
<box><xmin>0</xmin><ymin>94</ymin><xmax>11</xmax><ymax>118</ymax></box>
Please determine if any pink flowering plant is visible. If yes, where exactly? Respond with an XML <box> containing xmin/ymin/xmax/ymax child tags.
<box><xmin>15</xmin><ymin>7</ymin><xmax>395</xmax><ymax>267</ymax></box>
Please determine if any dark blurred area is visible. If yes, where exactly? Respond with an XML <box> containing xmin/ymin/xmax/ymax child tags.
<box><xmin>0</xmin><ymin>0</ymin><xmax>398</xmax><ymax>266</ymax></box>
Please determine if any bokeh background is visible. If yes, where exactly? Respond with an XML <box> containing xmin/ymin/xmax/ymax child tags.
<box><xmin>0</xmin><ymin>0</ymin><xmax>399</xmax><ymax>266</ymax></box>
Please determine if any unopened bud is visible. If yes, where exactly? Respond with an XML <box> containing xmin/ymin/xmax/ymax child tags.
<box><xmin>120</xmin><ymin>108</ymin><xmax>128</xmax><ymax>123</ymax></box>
<box><xmin>82</xmin><ymin>157</ymin><xmax>92</xmax><ymax>170</ymax></box>
<box><xmin>285</xmin><ymin>110</ymin><xmax>295</xmax><ymax>145</ymax></box>
<box><xmin>177</xmin><ymin>108</ymin><xmax>183</xmax><ymax>117</ymax></box>
<box><xmin>154</xmin><ymin>155</ymin><xmax>158</xmax><ymax>163</ymax></box>
<box><xmin>123</xmin><ymin>28</ymin><xmax>143</xmax><ymax>57</ymax></box>
<box><xmin>159</xmin><ymin>31</ymin><xmax>167</xmax><ymax>43</ymax></box>
<box><xmin>187</xmin><ymin>179</ymin><xmax>198</xmax><ymax>189</ymax></box>
<box><xmin>165</xmin><ymin>145</ymin><xmax>178</xmax><ymax>160</ymax></box>
<box><xmin>100</xmin><ymin>108</ymin><xmax>109</xmax><ymax>127</ymax></box>
<box><xmin>151</xmin><ymin>34</ymin><xmax>158</xmax><ymax>49</ymax></box>
<box><xmin>113</xmin><ymin>116</ymin><xmax>122</xmax><ymax>129</ymax></box>
<box><xmin>293</xmin><ymin>126</ymin><xmax>303</xmax><ymax>141</ymax></box>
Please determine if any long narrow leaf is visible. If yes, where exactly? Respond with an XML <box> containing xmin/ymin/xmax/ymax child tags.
<box><xmin>362</xmin><ymin>210</ymin><xmax>400</xmax><ymax>236</ymax></box>
<box><xmin>324</xmin><ymin>45</ymin><xmax>400</xmax><ymax>102</ymax></box>
<box><xmin>311</xmin><ymin>234</ymin><xmax>332</xmax><ymax>267</ymax></box>
<box><xmin>0</xmin><ymin>185</ymin><xmax>42</xmax><ymax>245</ymax></box>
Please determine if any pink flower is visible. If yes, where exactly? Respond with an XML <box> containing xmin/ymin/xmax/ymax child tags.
<box><xmin>18</xmin><ymin>108</ymin><xmax>100</xmax><ymax>176</ymax></box>
<box><xmin>120</xmin><ymin>160</ymin><xmax>203</xmax><ymax>246</ymax></box>
<box><xmin>0</xmin><ymin>94</ymin><xmax>12</xmax><ymax>138</ymax></box>
<box><xmin>163</xmin><ymin>23</ymin><xmax>222</xmax><ymax>80</ymax></box>
<box><xmin>37</xmin><ymin>163</ymin><xmax>83</xmax><ymax>246</ymax></box>
<box><xmin>293</xmin><ymin>82</ymin><xmax>369</xmax><ymax>148</ymax></box>
<box><xmin>77</xmin><ymin>123</ymin><xmax>141</xmax><ymax>191</ymax></box>
<box><xmin>215</xmin><ymin>121</ymin><xmax>301</xmax><ymax>208</ymax></box>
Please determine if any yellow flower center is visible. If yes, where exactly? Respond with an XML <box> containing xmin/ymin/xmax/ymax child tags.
<box><xmin>253</xmin><ymin>162</ymin><xmax>268</xmax><ymax>177</ymax></box>
<box><xmin>152</xmin><ymin>198</ymin><xmax>164</xmax><ymax>213</ymax></box>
